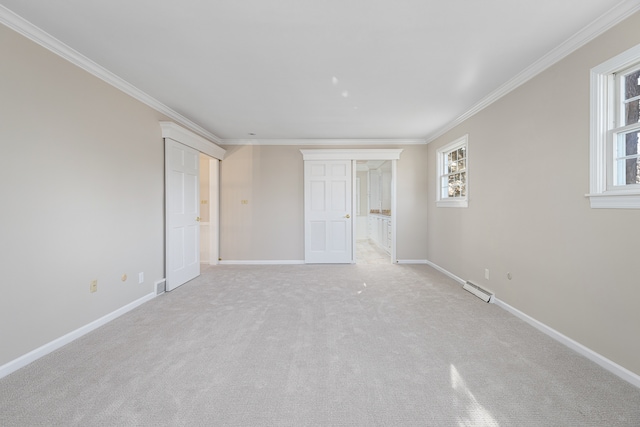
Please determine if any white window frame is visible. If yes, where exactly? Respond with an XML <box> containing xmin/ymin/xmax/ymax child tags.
<box><xmin>436</xmin><ymin>134</ymin><xmax>468</xmax><ymax>208</ymax></box>
<box><xmin>588</xmin><ymin>44</ymin><xmax>640</xmax><ymax>209</ymax></box>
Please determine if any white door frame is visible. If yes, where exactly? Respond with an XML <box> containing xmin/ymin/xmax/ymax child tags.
<box><xmin>161</xmin><ymin>122</ymin><xmax>226</xmax><ymax>282</ymax></box>
<box><xmin>300</xmin><ymin>149</ymin><xmax>403</xmax><ymax>263</ymax></box>
<box><xmin>207</xmin><ymin>158</ymin><xmax>220</xmax><ymax>265</ymax></box>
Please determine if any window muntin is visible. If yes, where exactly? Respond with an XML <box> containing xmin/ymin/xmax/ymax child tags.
<box><xmin>437</xmin><ymin>135</ymin><xmax>468</xmax><ymax>207</ymax></box>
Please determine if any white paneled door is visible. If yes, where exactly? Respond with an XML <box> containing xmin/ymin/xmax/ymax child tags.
<box><xmin>304</xmin><ymin>160</ymin><xmax>353</xmax><ymax>263</ymax></box>
<box><xmin>165</xmin><ymin>139</ymin><xmax>200</xmax><ymax>291</ymax></box>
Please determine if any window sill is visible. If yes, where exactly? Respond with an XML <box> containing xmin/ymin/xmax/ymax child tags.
<box><xmin>586</xmin><ymin>191</ymin><xmax>640</xmax><ymax>209</ymax></box>
<box><xmin>436</xmin><ymin>199</ymin><xmax>468</xmax><ymax>208</ymax></box>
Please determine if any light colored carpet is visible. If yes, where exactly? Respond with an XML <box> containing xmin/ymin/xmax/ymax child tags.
<box><xmin>1</xmin><ymin>264</ymin><xmax>639</xmax><ymax>426</ymax></box>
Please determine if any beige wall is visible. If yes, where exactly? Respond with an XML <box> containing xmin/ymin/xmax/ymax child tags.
<box><xmin>427</xmin><ymin>12</ymin><xmax>640</xmax><ymax>375</ymax></box>
<box><xmin>219</xmin><ymin>145</ymin><xmax>428</xmax><ymax>262</ymax></box>
<box><xmin>0</xmin><ymin>25</ymin><xmax>167</xmax><ymax>366</ymax></box>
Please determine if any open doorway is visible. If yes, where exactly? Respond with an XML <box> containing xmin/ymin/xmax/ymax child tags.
<box><xmin>199</xmin><ymin>153</ymin><xmax>220</xmax><ymax>266</ymax></box>
<box><xmin>355</xmin><ymin>160</ymin><xmax>393</xmax><ymax>264</ymax></box>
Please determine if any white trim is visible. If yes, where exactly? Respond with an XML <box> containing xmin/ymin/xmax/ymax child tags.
<box><xmin>424</xmin><ymin>260</ymin><xmax>466</xmax><ymax>285</ymax></box>
<box><xmin>218</xmin><ymin>260</ymin><xmax>305</xmax><ymax>265</ymax></box>
<box><xmin>426</xmin><ymin>1</ymin><xmax>640</xmax><ymax>144</ymax></box>
<box><xmin>300</xmin><ymin>149</ymin><xmax>403</xmax><ymax>161</ymax></box>
<box><xmin>390</xmin><ymin>160</ymin><xmax>398</xmax><ymax>264</ymax></box>
<box><xmin>396</xmin><ymin>259</ymin><xmax>429</xmax><ymax>264</ymax></box>
<box><xmin>0</xmin><ymin>292</ymin><xmax>156</xmax><ymax>379</ymax></box>
<box><xmin>436</xmin><ymin>199</ymin><xmax>469</xmax><ymax>208</ymax></box>
<box><xmin>209</xmin><ymin>158</ymin><xmax>221</xmax><ymax>265</ymax></box>
<box><xmin>0</xmin><ymin>6</ymin><xmax>224</xmax><ymax>146</ymax></box>
<box><xmin>223</xmin><ymin>138</ymin><xmax>425</xmax><ymax>146</ymax></box>
<box><xmin>493</xmin><ymin>297</ymin><xmax>640</xmax><ymax>389</ymax></box>
<box><xmin>352</xmin><ymin>160</ymin><xmax>358</xmax><ymax>263</ymax></box>
<box><xmin>425</xmin><ymin>259</ymin><xmax>640</xmax><ymax>389</ymax></box>
<box><xmin>160</xmin><ymin>122</ymin><xmax>226</xmax><ymax>160</ymax></box>
<box><xmin>585</xmin><ymin>192</ymin><xmax>640</xmax><ymax>208</ymax></box>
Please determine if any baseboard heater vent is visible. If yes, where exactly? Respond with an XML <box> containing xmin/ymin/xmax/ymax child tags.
<box><xmin>463</xmin><ymin>281</ymin><xmax>493</xmax><ymax>303</ymax></box>
<box><xmin>155</xmin><ymin>279</ymin><xmax>166</xmax><ymax>296</ymax></box>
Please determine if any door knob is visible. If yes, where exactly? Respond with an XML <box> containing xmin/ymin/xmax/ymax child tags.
<box><xmin>345</xmin><ymin>214</ymin><xmax>350</xmax><ymax>219</ymax></box>
<box><xmin>196</xmin><ymin>217</ymin><xmax>201</xmax><ymax>222</ymax></box>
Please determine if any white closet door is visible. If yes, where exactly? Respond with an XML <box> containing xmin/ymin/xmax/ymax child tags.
<box><xmin>165</xmin><ymin>139</ymin><xmax>200</xmax><ymax>291</ymax></box>
<box><xmin>304</xmin><ymin>160</ymin><xmax>353</xmax><ymax>263</ymax></box>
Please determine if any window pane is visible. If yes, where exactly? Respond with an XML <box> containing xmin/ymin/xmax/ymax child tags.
<box><xmin>625</xmin><ymin>131</ymin><xmax>639</xmax><ymax>156</ymax></box>
<box><xmin>625</xmin><ymin>100</ymin><xmax>640</xmax><ymax>125</ymax></box>
<box><xmin>624</xmin><ymin>69</ymin><xmax>640</xmax><ymax>100</ymax></box>
<box><xmin>628</xmin><ymin>158</ymin><xmax>640</xmax><ymax>184</ymax></box>
<box><xmin>451</xmin><ymin>150</ymin><xmax>458</xmax><ymax>161</ymax></box>
<box><xmin>616</xmin><ymin>158</ymin><xmax>640</xmax><ymax>185</ymax></box>
<box><xmin>615</xmin><ymin>158</ymin><xmax>640</xmax><ymax>185</ymax></box>
<box><xmin>624</xmin><ymin>69</ymin><xmax>640</xmax><ymax>125</ymax></box>
<box><xmin>457</xmin><ymin>148</ymin><xmax>465</xmax><ymax>160</ymax></box>
<box><xmin>458</xmin><ymin>159</ymin><xmax>466</xmax><ymax>171</ymax></box>
<box><xmin>448</xmin><ymin>159</ymin><xmax>456</xmax><ymax>173</ymax></box>
<box><xmin>460</xmin><ymin>172</ymin><xmax>467</xmax><ymax>196</ymax></box>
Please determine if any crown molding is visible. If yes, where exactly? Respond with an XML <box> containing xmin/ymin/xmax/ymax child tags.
<box><xmin>0</xmin><ymin>5</ymin><xmax>223</xmax><ymax>146</ymax></box>
<box><xmin>425</xmin><ymin>0</ymin><xmax>640</xmax><ymax>143</ymax></box>
<box><xmin>221</xmin><ymin>138</ymin><xmax>426</xmax><ymax>146</ymax></box>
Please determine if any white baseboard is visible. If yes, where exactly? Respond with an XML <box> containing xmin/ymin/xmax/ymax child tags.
<box><xmin>425</xmin><ymin>259</ymin><xmax>640</xmax><ymax>389</ymax></box>
<box><xmin>218</xmin><ymin>260</ymin><xmax>305</xmax><ymax>265</ymax></box>
<box><xmin>493</xmin><ymin>297</ymin><xmax>640</xmax><ymax>389</ymax></box>
<box><xmin>396</xmin><ymin>259</ymin><xmax>429</xmax><ymax>265</ymax></box>
<box><xmin>0</xmin><ymin>292</ymin><xmax>156</xmax><ymax>380</ymax></box>
<box><xmin>424</xmin><ymin>260</ymin><xmax>466</xmax><ymax>285</ymax></box>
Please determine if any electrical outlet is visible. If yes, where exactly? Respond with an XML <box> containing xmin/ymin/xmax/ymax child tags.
<box><xmin>138</xmin><ymin>272</ymin><xmax>144</xmax><ymax>284</ymax></box>
<box><xmin>485</xmin><ymin>269</ymin><xmax>490</xmax><ymax>280</ymax></box>
<box><xmin>90</xmin><ymin>280</ymin><xmax>98</xmax><ymax>293</ymax></box>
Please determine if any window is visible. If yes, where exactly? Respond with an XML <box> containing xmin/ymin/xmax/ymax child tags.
<box><xmin>589</xmin><ymin>44</ymin><xmax>640</xmax><ymax>208</ymax></box>
<box><xmin>437</xmin><ymin>134</ymin><xmax>468</xmax><ymax>208</ymax></box>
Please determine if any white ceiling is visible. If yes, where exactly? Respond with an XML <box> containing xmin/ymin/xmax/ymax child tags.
<box><xmin>0</xmin><ymin>1</ymin><xmax>637</xmax><ymax>144</ymax></box>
